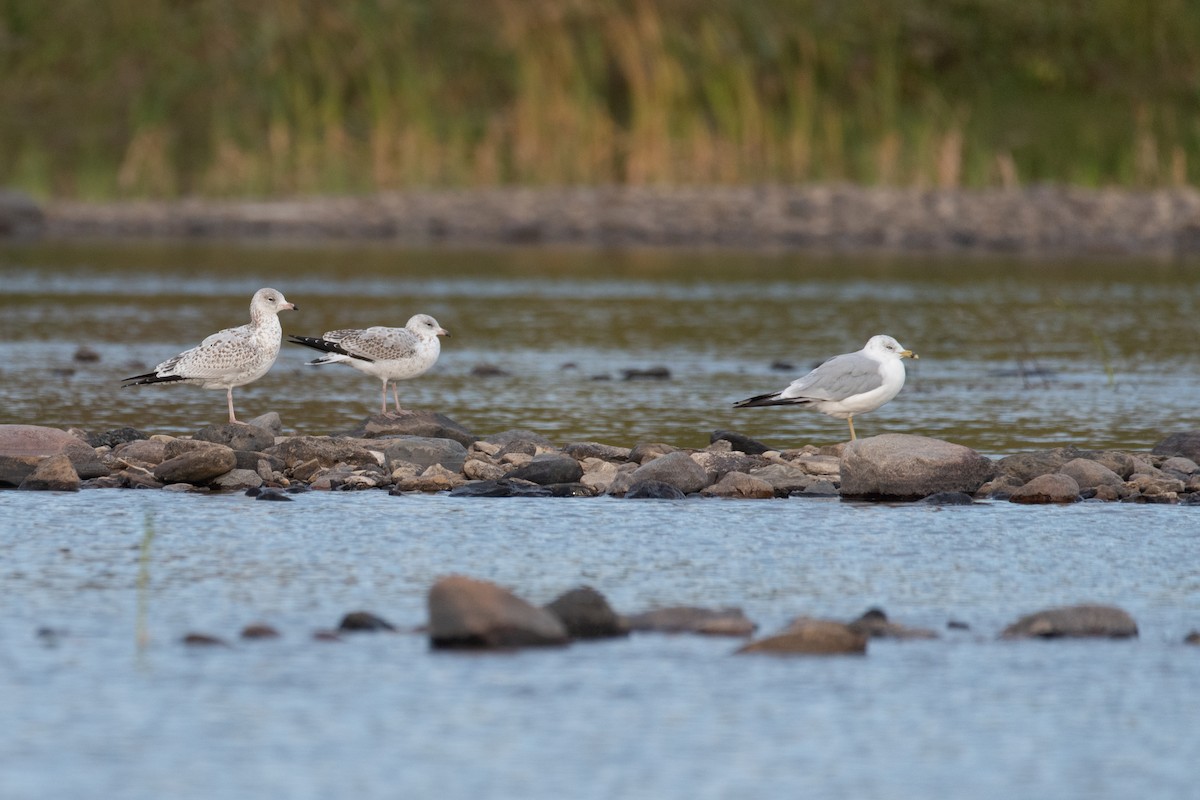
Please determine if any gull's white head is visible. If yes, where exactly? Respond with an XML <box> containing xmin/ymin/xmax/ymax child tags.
<box><xmin>864</xmin><ymin>334</ymin><xmax>917</xmax><ymax>360</ymax></box>
<box><xmin>252</xmin><ymin>287</ymin><xmax>297</xmax><ymax>315</ymax></box>
<box><xmin>408</xmin><ymin>314</ymin><xmax>450</xmax><ymax>338</ymax></box>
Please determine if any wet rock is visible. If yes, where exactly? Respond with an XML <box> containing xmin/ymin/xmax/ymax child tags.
<box><xmin>0</xmin><ymin>425</ymin><xmax>100</xmax><ymax>486</ymax></box>
<box><xmin>182</xmin><ymin>633</ymin><xmax>229</xmax><ymax>647</ymax></box>
<box><xmin>484</xmin><ymin>429</ymin><xmax>556</xmax><ymax>448</ymax></box>
<box><xmin>709</xmin><ymin>430</ymin><xmax>775</xmax><ymax>455</ymax></box>
<box><xmin>1185</xmin><ymin>631</ymin><xmax>1200</xmax><ymax>645</ymax></box>
<box><xmin>918</xmin><ymin>491</ymin><xmax>975</xmax><ymax>505</ymax></box>
<box><xmin>72</xmin><ymin>344</ymin><xmax>101</xmax><ymax>362</ymax></box>
<box><xmin>194</xmin><ymin>422</ymin><xmax>276</xmax><ymax>452</ymax></box>
<box><xmin>355</xmin><ymin>410</ymin><xmax>476</xmax><ymax>447</ymax></box>
<box><xmin>628</xmin><ymin>451</ymin><xmax>708</xmax><ymax>494</ymax></box>
<box><xmin>1151</xmin><ymin>431</ymin><xmax>1200</xmax><ymax>463</ymax></box>
<box><xmin>738</xmin><ymin>619</ymin><xmax>867</xmax><ymax>655</ymax></box>
<box><xmin>339</xmin><ymin>611</ymin><xmax>397</xmax><ymax>632</ymax></box>
<box><xmin>700</xmin><ymin>471</ymin><xmax>774</xmax><ymax>499</ymax></box>
<box><xmin>840</xmin><ymin>434</ymin><xmax>997</xmax><ymax>501</ymax></box>
<box><xmin>267</xmin><ymin>436</ymin><xmax>381</xmax><ymax>471</ymax></box>
<box><xmin>448</xmin><ymin>478</ymin><xmax>553</xmax><ymax>498</ymax></box>
<box><xmin>544</xmin><ymin>586</ymin><xmax>628</xmax><ymax>639</ymax></box>
<box><xmin>625</xmin><ymin>607</ymin><xmax>756</xmax><ymax>636</ymax></box>
<box><xmin>376</xmin><ymin>436</ymin><xmax>468</xmax><ymax>473</ymax></box>
<box><xmin>1059</xmin><ymin>458</ymin><xmax>1123</xmax><ymax>491</ymax></box>
<box><xmin>624</xmin><ymin>479</ymin><xmax>686</xmax><ymax>500</ymax></box>
<box><xmin>798</xmin><ymin>480</ymin><xmax>839</xmax><ymax>497</ymax></box>
<box><xmin>240</xmin><ymin>623</ymin><xmax>281</xmax><ymax>639</ymax></box>
<box><xmin>428</xmin><ymin>575</ymin><xmax>569</xmax><ymax>649</ymax></box>
<box><xmin>153</xmin><ymin>443</ymin><xmax>237</xmax><ymax>484</ymax></box>
<box><xmin>622</xmin><ymin>366</ymin><xmax>670</xmax><ymax>380</ymax></box>
<box><xmin>1179</xmin><ymin>493</ymin><xmax>1200</xmax><ymax>506</ymax></box>
<box><xmin>505</xmin><ymin>453</ymin><xmax>583</xmax><ymax>485</ymax></box>
<box><xmin>748</xmin><ymin>463</ymin><xmax>818</xmax><ymax>496</ymax></box>
<box><xmin>996</xmin><ymin>447</ymin><xmax>1085</xmax><ymax>482</ymax></box>
<box><xmin>974</xmin><ymin>474</ymin><xmax>1025</xmax><ymax>500</ymax></box>
<box><xmin>209</xmin><ymin>468</ymin><xmax>263</xmax><ymax>491</ymax></box>
<box><xmin>1001</xmin><ymin>604</ymin><xmax>1138</xmax><ymax>639</ymax></box>
<box><xmin>252</xmin><ymin>488</ymin><xmax>292</xmax><ymax>501</ymax></box>
<box><xmin>17</xmin><ymin>454</ymin><xmax>81</xmax><ymax>491</ymax></box>
<box><xmin>463</xmin><ymin>457</ymin><xmax>506</xmax><ymax>481</ymax></box>
<box><xmin>85</xmin><ymin>427</ymin><xmax>149</xmax><ymax>448</ymax></box>
<box><xmin>847</xmin><ymin>608</ymin><xmax>938</xmax><ymax>639</ymax></box>
<box><xmin>544</xmin><ymin>482</ymin><xmax>595</xmax><ymax>497</ymax></box>
<box><xmin>562</xmin><ymin>441</ymin><xmax>633</xmax><ymax>461</ymax></box>
<box><xmin>1009</xmin><ymin>473</ymin><xmax>1081</xmax><ymax>504</ymax></box>
<box><xmin>628</xmin><ymin>442</ymin><xmax>678</xmax><ymax>464</ymax></box>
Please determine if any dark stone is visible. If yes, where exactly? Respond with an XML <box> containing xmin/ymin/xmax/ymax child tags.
<box><xmin>496</xmin><ymin>439</ymin><xmax>539</xmax><ymax>458</ymax></box>
<box><xmin>376</xmin><ymin>436</ymin><xmax>468</xmax><ymax>473</ymax></box>
<box><xmin>847</xmin><ymin>607</ymin><xmax>938</xmax><ymax>639</ymax></box>
<box><xmin>1180</xmin><ymin>493</ymin><xmax>1200</xmax><ymax>506</ymax></box>
<box><xmin>544</xmin><ymin>482</ymin><xmax>596</xmax><ymax>497</ymax></box>
<box><xmin>505</xmin><ymin>453</ymin><xmax>584</xmax><ymax>485</ymax></box>
<box><xmin>628</xmin><ymin>442</ymin><xmax>678</xmax><ymax>463</ymax></box>
<box><xmin>561</xmin><ymin>441</ymin><xmax>633</xmax><ymax>461</ymax></box>
<box><xmin>1001</xmin><ymin>604</ymin><xmax>1138</xmax><ymax>639</ymax></box>
<box><xmin>798</xmin><ymin>479</ymin><xmax>839</xmax><ymax>497</ymax></box>
<box><xmin>240</xmin><ymin>623</ymin><xmax>281</xmax><ymax>639</ymax></box>
<box><xmin>470</xmin><ymin>363</ymin><xmax>510</xmax><ymax>377</ymax></box>
<box><xmin>918</xmin><ymin>491</ymin><xmax>975</xmax><ymax>505</ymax></box>
<box><xmin>737</xmin><ymin>619</ymin><xmax>867</xmax><ymax>655</ymax></box>
<box><xmin>1151</xmin><ymin>432</ymin><xmax>1200</xmax><ymax>463</ymax></box>
<box><xmin>621</xmin><ymin>366</ymin><xmax>671</xmax><ymax>380</ymax></box>
<box><xmin>0</xmin><ymin>188</ymin><xmax>44</xmax><ymax>237</ymax></box>
<box><xmin>182</xmin><ymin>633</ymin><xmax>229</xmax><ymax>647</ymax></box>
<box><xmin>840</xmin><ymin>434</ymin><xmax>997</xmax><ymax>501</ymax></box>
<box><xmin>194</xmin><ymin>422</ymin><xmax>276</xmax><ymax>452</ymax></box>
<box><xmin>628</xmin><ymin>451</ymin><xmax>708</xmax><ymax>494</ymax></box>
<box><xmin>354</xmin><ymin>410</ymin><xmax>476</xmax><ymax>447</ymax></box>
<box><xmin>86</xmin><ymin>427</ymin><xmax>149</xmax><ymax>448</ymax></box>
<box><xmin>624</xmin><ymin>480</ymin><xmax>686</xmax><ymax>500</ymax></box>
<box><xmin>266</xmin><ymin>436</ymin><xmax>380</xmax><ymax>471</ymax></box>
<box><xmin>709</xmin><ymin>430</ymin><xmax>775</xmax><ymax>455</ymax></box>
<box><xmin>624</xmin><ymin>606</ymin><xmax>756</xmax><ymax>636</ymax></box>
<box><xmin>1185</xmin><ymin>631</ymin><xmax>1200</xmax><ymax>645</ymax></box>
<box><xmin>17</xmin><ymin>454</ymin><xmax>81</xmax><ymax>491</ymax></box>
<box><xmin>1008</xmin><ymin>473</ymin><xmax>1081</xmax><ymax>504</ymax></box>
<box><xmin>428</xmin><ymin>575</ymin><xmax>569</xmax><ymax>649</ymax></box>
<box><xmin>339</xmin><ymin>611</ymin><xmax>397</xmax><ymax>632</ymax></box>
<box><xmin>448</xmin><ymin>478</ymin><xmax>553</xmax><ymax>498</ymax></box>
<box><xmin>233</xmin><ymin>450</ymin><xmax>285</xmax><ymax>473</ymax></box>
<box><xmin>544</xmin><ymin>586</ymin><xmax>629</xmax><ymax>639</ymax></box>
<box><xmin>253</xmin><ymin>488</ymin><xmax>293</xmax><ymax>501</ymax></box>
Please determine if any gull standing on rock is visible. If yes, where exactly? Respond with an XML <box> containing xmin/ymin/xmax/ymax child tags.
<box><xmin>733</xmin><ymin>334</ymin><xmax>918</xmax><ymax>441</ymax></box>
<box><xmin>288</xmin><ymin>314</ymin><xmax>449</xmax><ymax>415</ymax></box>
<box><xmin>122</xmin><ymin>288</ymin><xmax>298</xmax><ymax>424</ymax></box>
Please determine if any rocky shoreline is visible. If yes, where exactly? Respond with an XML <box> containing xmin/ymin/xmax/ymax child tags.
<box><xmin>3</xmin><ymin>413</ymin><xmax>1200</xmax><ymax>504</ymax></box>
<box><xmin>6</xmin><ymin>185</ymin><xmax>1200</xmax><ymax>254</ymax></box>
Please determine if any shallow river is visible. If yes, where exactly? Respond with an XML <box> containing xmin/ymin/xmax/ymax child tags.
<box><xmin>1</xmin><ymin>241</ymin><xmax>1199</xmax><ymax>799</ymax></box>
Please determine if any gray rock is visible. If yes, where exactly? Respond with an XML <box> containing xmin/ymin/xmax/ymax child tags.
<box><xmin>1009</xmin><ymin>473</ymin><xmax>1081</xmax><ymax>504</ymax></box>
<box><xmin>355</xmin><ymin>410</ymin><xmax>476</xmax><ymax>446</ymax></box>
<box><xmin>709</xmin><ymin>430</ymin><xmax>775</xmax><ymax>455</ymax></box>
<box><xmin>700</xmin><ymin>471</ymin><xmax>774</xmax><ymax>499</ymax></box>
<box><xmin>544</xmin><ymin>586</ymin><xmax>629</xmax><ymax>639</ymax></box>
<box><xmin>624</xmin><ymin>479</ymin><xmax>686</xmax><ymax>500</ymax></box>
<box><xmin>504</xmin><ymin>453</ymin><xmax>584</xmax><ymax>485</ymax></box>
<box><xmin>691</xmin><ymin>451</ymin><xmax>770</xmax><ymax>483</ymax></box>
<box><xmin>799</xmin><ymin>479</ymin><xmax>839</xmax><ymax>497</ymax></box>
<box><xmin>974</xmin><ymin>474</ymin><xmax>1026</xmax><ymax>500</ymax></box>
<box><xmin>245</xmin><ymin>412</ymin><xmax>284</xmax><ymax>436</ymax></box>
<box><xmin>0</xmin><ymin>188</ymin><xmax>44</xmax><ymax>237</ymax></box>
<box><xmin>428</xmin><ymin>575</ymin><xmax>569</xmax><ymax>648</ymax></box>
<box><xmin>62</xmin><ymin>439</ymin><xmax>109</xmax><ymax>479</ymax></box>
<box><xmin>1001</xmin><ymin>604</ymin><xmax>1138</xmax><ymax>639</ymax></box>
<box><xmin>749</xmin><ymin>463</ymin><xmax>818</xmax><ymax>496</ymax></box>
<box><xmin>628</xmin><ymin>442</ymin><xmax>678</xmax><ymax>463</ymax></box>
<box><xmin>376</xmin><ymin>436</ymin><xmax>468</xmax><ymax>473</ymax></box>
<box><xmin>233</xmin><ymin>450</ymin><xmax>285</xmax><ymax>474</ymax></box>
<box><xmin>561</xmin><ymin>441</ymin><xmax>633</xmax><ymax>462</ymax></box>
<box><xmin>997</xmin><ymin>447</ymin><xmax>1085</xmax><ymax>482</ymax></box>
<box><xmin>209</xmin><ymin>468</ymin><xmax>263</xmax><ymax>491</ymax></box>
<box><xmin>17</xmin><ymin>454</ymin><xmax>81</xmax><ymax>491</ymax></box>
<box><xmin>840</xmin><ymin>434</ymin><xmax>997</xmax><ymax>500</ymax></box>
<box><xmin>1151</xmin><ymin>431</ymin><xmax>1200</xmax><ymax>463</ymax></box>
<box><xmin>483</xmin><ymin>429</ymin><xmax>556</xmax><ymax>448</ymax></box>
<box><xmin>1059</xmin><ymin>458</ymin><xmax>1122</xmax><ymax>490</ymax></box>
<box><xmin>737</xmin><ymin>619</ymin><xmax>867</xmax><ymax>655</ymax></box>
<box><xmin>847</xmin><ymin>608</ymin><xmax>938</xmax><ymax>639</ymax></box>
<box><xmin>1080</xmin><ymin>450</ymin><xmax>1138</xmax><ymax>479</ymax></box>
<box><xmin>339</xmin><ymin>611</ymin><xmax>397</xmax><ymax>632</ymax></box>
<box><xmin>112</xmin><ymin>439</ymin><xmax>168</xmax><ymax>465</ymax></box>
<box><xmin>448</xmin><ymin>478</ymin><xmax>553</xmax><ymax>498</ymax></box>
<box><xmin>624</xmin><ymin>607</ymin><xmax>756</xmax><ymax>636</ymax></box>
<box><xmin>544</xmin><ymin>482</ymin><xmax>596</xmax><ymax>497</ymax></box>
<box><xmin>0</xmin><ymin>425</ymin><xmax>105</xmax><ymax>486</ymax></box>
<box><xmin>153</xmin><ymin>444</ymin><xmax>238</xmax><ymax>484</ymax></box>
<box><xmin>918</xmin><ymin>491</ymin><xmax>975</xmax><ymax>505</ymax></box>
<box><xmin>1160</xmin><ymin>456</ymin><xmax>1199</xmax><ymax>476</ymax></box>
<box><xmin>194</xmin><ymin>422</ymin><xmax>276</xmax><ymax>452</ymax></box>
<box><xmin>85</xmin><ymin>427</ymin><xmax>149</xmax><ymax>448</ymax></box>
<box><xmin>267</xmin><ymin>436</ymin><xmax>381</xmax><ymax>471</ymax></box>
<box><xmin>628</xmin><ymin>451</ymin><xmax>709</xmax><ymax>494</ymax></box>
<box><xmin>496</xmin><ymin>439</ymin><xmax>539</xmax><ymax>458</ymax></box>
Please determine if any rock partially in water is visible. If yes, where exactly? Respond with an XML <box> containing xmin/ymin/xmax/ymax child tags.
<box><xmin>1185</xmin><ymin>630</ymin><xmax>1200</xmax><ymax>645</ymax></box>
<box><xmin>448</xmin><ymin>478</ymin><xmax>552</xmax><ymax>498</ymax></box>
<box><xmin>0</xmin><ymin>425</ymin><xmax>105</xmax><ymax>486</ymax></box>
<box><xmin>624</xmin><ymin>479</ymin><xmax>686</xmax><ymax>500</ymax></box>
<box><xmin>544</xmin><ymin>586</ymin><xmax>629</xmax><ymax>639</ymax></box>
<box><xmin>1059</xmin><ymin>458</ymin><xmax>1123</xmax><ymax>491</ymax></box>
<box><xmin>389</xmin><ymin>464</ymin><xmax>466</xmax><ymax>493</ymax></box>
<box><xmin>974</xmin><ymin>474</ymin><xmax>1025</xmax><ymax>500</ymax></box>
<box><xmin>240</xmin><ymin>623</ymin><xmax>281</xmax><ymax>639</ymax></box>
<box><xmin>1001</xmin><ymin>604</ymin><xmax>1138</xmax><ymax>639</ymax></box>
<box><xmin>153</xmin><ymin>443</ymin><xmax>237</xmax><ymax>485</ymax></box>
<box><xmin>505</xmin><ymin>453</ymin><xmax>584</xmax><ymax>485</ymax></box>
<box><xmin>339</xmin><ymin>611</ymin><xmax>398</xmax><ymax>632</ymax></box>
<box><xmin>840</xmin><ymin>434</ymin><xmax>997</xmax><ymax>501</ymax></box>
<box><xmin>738</xmin><ymin>618</ymin><xmax>867</xmax><ymax>656</ymax></box>
<box><xmin>628</xmin><ymin>451</ymin><xmax>708</xmax><ymax>494</ymax></box>
<box><xmin>579</xmin><ymin>459</ymin><xmax>623</xmax><ymax>493</ymax></box>
<box><xmin>544</xmin><ymin>482</ymin><xmax>595</xmax><ymax>497</ymax></box>
<box><xmin>709</xmin><ymin>429</ymin><xmax>775</xmax><ymax>455</ymax></box>
<box><xmin>428</xmin><ymin>575</ymin><xmax>569</xmax><ymax>649</ymax></box>
<box><xmin>847</xmin><ymin>608</ymin><xmax>939</xmax><ymax>639</ymax></box>
<box><xmin>918</xmin><ymin>491</ymin><xmax>975</xmax><ymax>505</ymax></box>
<box><xmin>252</xmin><ymin>488</ymin><xmax>292</xmax><ymax>501</ymax></box>
<box><xmin>194</xmin><ymin>422</ymin><xmax>276</xmax><ymax>452</ymax></box>
<box><xmin>1009</xmin><ymin>473</ymin><xmax>1081</xmax><ymax>504</ymax></box>
<box><xmin>17</xmin><ymin>454</ymin><xmax>81</xmax><ymax>491</ymax></box>
<box><xmin>621</xmin><ymin>366</ymin><xmax>670</xmax><ymax>380</ymax></box>
<box><xmin>625</xmin><ymin>606</ymin><xmax>756</xmax><ymax>636</ymax></box>
<box><xmin>1151</xmin><ymin>431</ymin><xmax>1200</xmax><ymax>463</ymax></box>
<box><xmin>210</xmin><ymin>468</ymin><xmax>263</xmax><ymax>491</ymax></box>
<box><xmin>182</xmin><ymin>633</ymin><xmax>229</xmax><ymax>647</ymax></box>
<box><xmin>700</xmin><ymin>471</ymin><xmax>774</xmax><ymax>499</ymax></box>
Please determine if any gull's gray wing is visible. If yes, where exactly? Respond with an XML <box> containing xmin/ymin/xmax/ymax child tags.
<box><xmin>158</xmin><ymin>324</ymin><xmax>261</xmax><ymax>379</ymax></box>
<box><xmin>321</xmin><ymin>326</ymin><xmax>419</xmax><ymax>362</ymax></box>
<box><xmin>778</xmin><ymin>352</ymin><xmax>883</xmax><ymax>401</ymax></box>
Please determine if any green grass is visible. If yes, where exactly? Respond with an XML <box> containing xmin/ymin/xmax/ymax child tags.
<box><xmin>2</xmin><ymin>0</ymin><xmax>1199</xmax><ymax>198</ymax></box>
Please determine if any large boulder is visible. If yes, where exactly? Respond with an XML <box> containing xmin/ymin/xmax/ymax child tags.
<box><xmin>1008</xmin><ymin>473</ymin><xmax>1081</xmax><ymax>504</ymax></box>
<box><xmin>544</xmin><ymin>586</ymin><xmax>628</xmax><ymax>639</ymax></box>
<box><xmin>376</xmin><ymin>436</ymin><xmax>468</xmax><ymax>473</ymax></box>
<box><xmin>505</xmin><ymin>453</ymin><xmax>584</xmax><ymax>485</ymax></box>
<box><xmin>427</xmin><ymin>575</ymin><xmax>569</xmax><ymax>649</ymax></box>
<box><xmin>839</xmin><ymin>434</ymin><xmax>996</xmax><ymax>500</ymax></box>
<box><xmin>1058</xmin><ymin>458</ymin><xmax>1123</xmax><ymax>491</ymax></box>
<box><xmin>737</xmin><ymin>618</ymin><xmax>867</xmax><ymax>655</ymax></box>
<box><xmin>0</xmin><ymin>425</ymin><xmax>105</xmax><ymax>486</ymax></box>
<box><xmin>1001</xmin><ymin>604</ymin><xmax>1138</xmax><ymax>639</ymax></box>
<box><xmin>1151</xmin><ymin>432</ymin><xmax>1200</xmax><ymax>463</ymax></box>
<box><xmin>628</xmin><ymin>451</ymin><xmax>709</xmax><ymax>494</ymax></box>
<box><xmin>194</xmin><ymin>422</ymin><xmax>276</xmax><ymax>452</ymax></box>
<box><xmin>18</xmin><ymin>454</ymin><xmax>81</xmax><ymax>491</ymax></box>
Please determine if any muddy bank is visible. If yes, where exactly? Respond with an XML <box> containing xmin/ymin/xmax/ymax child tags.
<box><xmin>9</xmin><ymin>185</ymin><xmax>1200</xmax><ymax>254</ymax></box>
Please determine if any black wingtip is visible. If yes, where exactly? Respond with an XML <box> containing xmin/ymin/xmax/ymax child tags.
<box><xmin>287</xmin><ymin>335</ymin><xmax>375</xmax><ymax>362</ymax></box>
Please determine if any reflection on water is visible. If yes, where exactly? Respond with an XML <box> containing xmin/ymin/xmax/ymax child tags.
<box><xmin>2</xmin><ymin>240</ymin><xmax>1199</xmax><ymax>453</ymax></box>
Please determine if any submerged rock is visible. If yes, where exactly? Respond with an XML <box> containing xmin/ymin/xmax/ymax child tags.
<box><xmin>544</xmin><ymin>586</ymin><xmax>628</xmax><ymax>639</ymax></box>
<box><xmin>847</xmin><ymin>608</ymin><xmax>938</xmax><ymax>639</ymax></box>
<box><xmin>428</xmin><ymin>575</ymin><xmax>569</xmax><ymax>649</ymax></box>
<box><xmin>738</xmin><ymin>618</ymin><xmax>867</xmax><ymax>655</ymax></box>
<box><xmin>240</xmin><ymin>623</ymin><xmax>281</xmax><ymax>639</ymax></box>
<box><xmin>339</xmin><ymin>611</ymin><xmax>398</xmax><ymax>632</ymax></box>
<box><xmin>624</xmin><ymin>606</ymin><xmax>756</xmax><ymax>636</ymax></box>
<box><xmin>624</xmin><ymin>479</ymin><xmax>686</xmax><ymax>500</ymax></box>
<box><xmin>1000</xmin><ymin>604</ymin><xmax>1138</xmax><ymax>639</ymax></box>
<box><xmin>448</xmin><ymin>478</ymin><xmax>552</xmax><ymax>497</ymax></box>
<box><xmin>840</xmin><ymin>434</ymin><xmax>996</xmax><ymax>500</ymax></box>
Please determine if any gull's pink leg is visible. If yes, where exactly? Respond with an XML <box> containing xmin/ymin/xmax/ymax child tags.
<box><xmin>380</xmin><ymin>379</ymin><xmax>388</xmax><ymax>415</ymax></box>
<box><xmin>392</xmin><ymin>383</ymin><xmax>403</xmax><ymax>413</ymax></box>
<box><xmin>227</xmin><ymin>388</ymin><xmax>238</xmax><ymax>424</ymax></box>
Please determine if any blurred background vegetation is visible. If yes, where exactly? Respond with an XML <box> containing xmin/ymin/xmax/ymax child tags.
<box><xmin>2</xmin><ymin>0</ymin><xmax>1198</xmax><ymax>199</ymax></box>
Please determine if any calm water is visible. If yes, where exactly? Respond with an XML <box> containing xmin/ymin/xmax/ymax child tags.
<box><xmin>1</xmin><ymin>241</ymin><xmax>1200</xmax><ymax>799</ymax></box>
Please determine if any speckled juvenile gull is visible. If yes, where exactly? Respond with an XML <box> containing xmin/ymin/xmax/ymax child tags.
<box><xmin>733</xmin><ymin>334</ymin><xmax>918</xmax><ymax>441</ymax></box>
<box><xmin>122</xmin><ymin>288</ymin><xmax>298</xmax><ymax>423</ymax></box>
<box><xmin>288</xmin><ymin>314</ymin><xmax>449</xmax><ymax>415</ymax></box>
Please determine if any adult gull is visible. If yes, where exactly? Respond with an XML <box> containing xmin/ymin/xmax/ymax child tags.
<box><xmin>733</xmin><ymin>334</ymin><xmax>918</xmax><ymax>440</ymax></box>
<box><xmin>122</xmin><ymin>288</ymin><xmax>298</xmax><ymax>423</ymax></box>
<box><xmin>288</xmin><ymin>314</ymin><xmax>449</xmax><ymax>415</ymax></box>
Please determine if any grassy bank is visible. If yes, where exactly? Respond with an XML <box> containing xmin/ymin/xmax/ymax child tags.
<box><xmin>2</xmin><ymin>0</ymin><xmax>1199</xmax><ymax>198</ymax></box>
